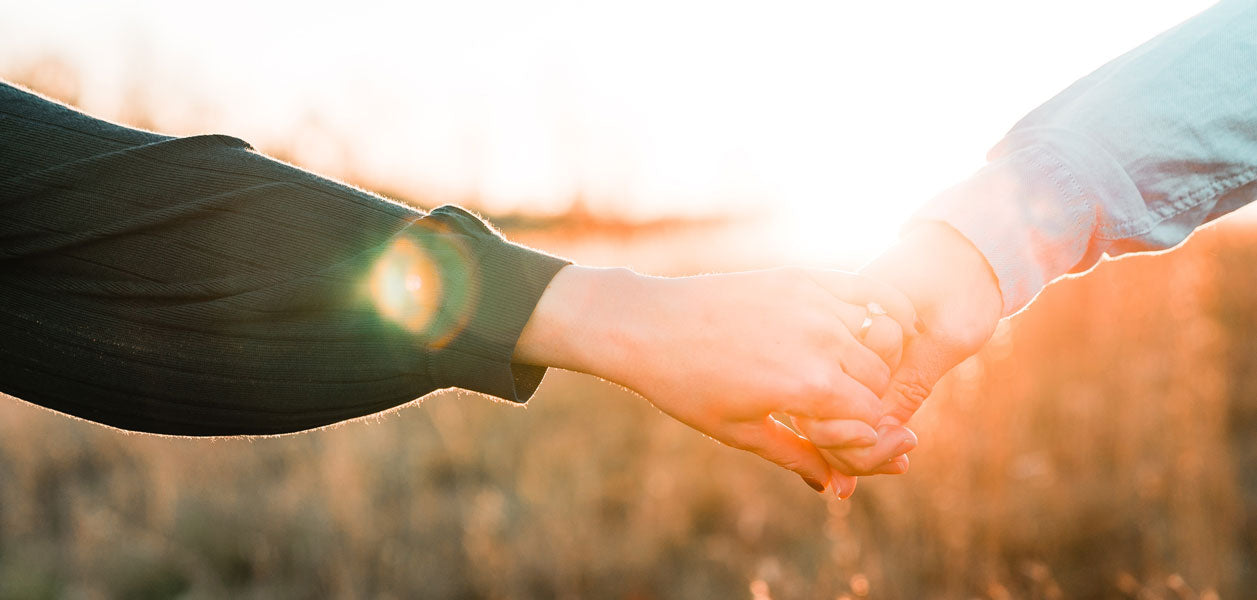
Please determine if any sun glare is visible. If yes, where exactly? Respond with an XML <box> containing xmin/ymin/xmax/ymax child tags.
<box><xmin>0</xmin><ymin>0</ymin><xmax>1216</xmax><ymax>260</ymax></box>
<box><xmin>766</xmin><ymin>207</ymin><xmax>904</xmax><ymax>268</ymax></box>
<box><xmin>368</xmin><ymin>237</ymin><xmax>442</xmax><ymax>334</ymax></box>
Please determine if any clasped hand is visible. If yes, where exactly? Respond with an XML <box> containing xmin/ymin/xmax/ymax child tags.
<box><xmin>516</xmin><ymin>265</ymin><xmax>924</xmax><ymax>497</ymax></box>
<box><xmin>515</xmin><ymin>223</ymin><xmax>1005</xmax><ymax>498</ymax></box>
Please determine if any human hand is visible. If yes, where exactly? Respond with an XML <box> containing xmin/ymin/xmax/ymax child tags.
<box><xmin>792</xmin><ymin>303</ymin><xmax>922</xmax><ymax>497</ymax></box>
<box><xmin>806</xmin><ymin>221</ymin><xmax>1002</xmax><ymax>486</ymax></box>
<box><xmin>514</xmin><ymin>265</ymin><xmax>918</xmax><ymax>494</ymax></box>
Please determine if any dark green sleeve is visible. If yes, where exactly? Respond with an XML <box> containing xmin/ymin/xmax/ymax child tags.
<box><xmin>0</xmin><ymin>81</ymin><xmax>570</xmax><ymax>435</ymax></box>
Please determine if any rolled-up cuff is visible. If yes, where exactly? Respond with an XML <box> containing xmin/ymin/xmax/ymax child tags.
<box><xmin>909</xmin><ymin>137</ymin><xmax>1111</xmax><ymax>317</ymax></box>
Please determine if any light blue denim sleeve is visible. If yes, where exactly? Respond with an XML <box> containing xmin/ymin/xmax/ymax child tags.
<box><xmin>914</xmin><ymin>0</ymin><xmax>1257</xmax><ymax>316</ymax></box>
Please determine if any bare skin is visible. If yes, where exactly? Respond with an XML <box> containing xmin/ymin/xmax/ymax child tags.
<box><xmin>800</xmin><ymin>221</ymin><xmax>1003</xmax><ymax>494</ymax></box>
<box><xmin>514</xmin><ymin>265</ymin><xmax>919</xmax><ymax>495</ymax></box>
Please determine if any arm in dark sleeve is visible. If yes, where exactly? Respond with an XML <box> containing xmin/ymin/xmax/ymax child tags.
<box><xmin>0</xmin><ymin>81</ymin><xmax>569</xmax><ymax>435</ymax></box>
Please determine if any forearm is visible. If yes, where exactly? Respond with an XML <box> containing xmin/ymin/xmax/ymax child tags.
<box><xmin>0</xmin><ymin>81</ymin><xmax>569</xmax><ymax>435</ymax></box>
<box><xmin>917</xmin><ymin>0</ymin><xmax>1257</xmax><ymax>316</ymax></box>
<box><xmin>514</xmin><ymin>265</ymin><xmax>646</xmax><ymax>378</ymax></box>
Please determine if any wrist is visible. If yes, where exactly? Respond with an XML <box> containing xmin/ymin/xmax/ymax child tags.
<box><xmin>900</xmin><ymin>221</ymin><xmax>1000</xmax><ymax>290</ymax></box>
<box><xmin>513</xmin><ymin>265</ymin><xmax>652</xmax><ymax>379</ymax></box>
<box><xmin>864</xmin><ymin>221</ymin><xmax>1002</xmax><ymax>335</ymax></box>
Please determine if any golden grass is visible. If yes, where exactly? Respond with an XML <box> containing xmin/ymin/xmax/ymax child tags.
<box><xmin>2</xmin><ymin>220</ymin><xmax>1255</xmax><ymax>599</ymax></box>
<box><xmin>2</xmin><ymin>64</ymin><xmax>1254</xmax><ymax>599</ymax></box>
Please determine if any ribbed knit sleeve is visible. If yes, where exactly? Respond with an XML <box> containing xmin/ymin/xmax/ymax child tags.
<box><xmin>0</xmin><ymin>82</ymin><xmax>570</xmax><ymax>435</ymax></box>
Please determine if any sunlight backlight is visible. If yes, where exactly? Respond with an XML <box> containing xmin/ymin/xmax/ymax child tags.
<box><xmin>0</xmin><ymin>0</ymin><xmax>1216</xmax><ymax>260</ymax></box>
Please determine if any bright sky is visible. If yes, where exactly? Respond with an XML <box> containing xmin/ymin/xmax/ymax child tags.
<box><xmin>0</xmin><ymin>0</ymin><xmax>1217</xmax><ymax>259</ymax></box>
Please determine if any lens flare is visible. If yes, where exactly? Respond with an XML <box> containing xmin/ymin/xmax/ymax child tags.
<box><xmin>367</xmin><ymin>231</ymin><xmax>478</xmax><ymax>348</ymax></box>
<box><xmin>368</xmin><ymin>237</ymin><xmax>442</xmax><ymax>334</ymax></box>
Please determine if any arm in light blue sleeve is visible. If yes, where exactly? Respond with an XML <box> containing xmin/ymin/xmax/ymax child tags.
<box><xmin>914</xmin><ymin>0</ymin><xmax>1257</xmax><ymax>316</ymax></box>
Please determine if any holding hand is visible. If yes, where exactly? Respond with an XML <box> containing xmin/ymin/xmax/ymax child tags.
<box><xmin>793</xmin><ymin>302</ymin><xmax>922</xmax><ymax>498</ymax></box>
<box><xmin>863</xmin><ymin>222</ymin><xmax>1002</xmax><ymax>424</ymax></box>
<box><xmin>810</xmin><ymin>222</ymin><xmax>1002</xmax><ymax>487</ymax></box>
<box><xmin>515</xmin><ymin>266</ymin><xmax>917</xmax><ymax>494</ymax></box>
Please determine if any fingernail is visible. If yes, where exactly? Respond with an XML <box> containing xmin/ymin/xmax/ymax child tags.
<box><xmin>895</xmin><ymin>439</ymin><xmax>916</xmax><ymax>455</ymax></box>
<box><xmin>841</xmin><ymin>477</ymin><xmax>861</xmax><ymax>500</ymax></box>
<box><xmin>828</xmin><ymin>476</ymin><xmax>845</xmax><ymax>500</ymax></box>
<box><xmin>914</xmin><ymin>317</ymin><xmax>927</xmax><ymax>334</ymax></box>
<box><xmin>802</xmin><ymin>475</ymin><xmax>826</xmax><ymax>493</ymax></box>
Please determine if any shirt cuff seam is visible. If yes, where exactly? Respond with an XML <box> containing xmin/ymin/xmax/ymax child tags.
<box><xmin>1094</xmin><ymin>164</ymin><xmax>1257</xmax><ymax>241</ymax></box>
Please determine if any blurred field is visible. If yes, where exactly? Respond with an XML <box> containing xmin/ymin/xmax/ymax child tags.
<box><xmin>4</xmin><ymin>216</ymin><xmax>1257</xmax><ymax>599</ymax></box>
<box><xmin>4</xmin><ymin>71</ymin><xmax>1257</xmax><ymax>600</ymax></box>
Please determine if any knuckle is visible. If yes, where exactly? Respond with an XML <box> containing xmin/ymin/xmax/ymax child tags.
<box><xmin>891</xmin><ymin>378</ymin><xmax>934</xmax><ymax>411</ymax></box>
<box><xmin>793</xmin><ymin>368</ymin><xmax>834</xmax><ymax>401</ymax></box>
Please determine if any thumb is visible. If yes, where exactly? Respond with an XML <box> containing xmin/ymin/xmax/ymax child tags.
<box><xmin>881</xmin><ymin>334</ymin><xmax>959</xmax><ymax>424</ymax></box>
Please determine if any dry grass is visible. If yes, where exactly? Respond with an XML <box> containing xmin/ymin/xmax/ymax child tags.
<box><xmin>3</xmin><ymin>65</ymin><xmax>1256</xmax><ymax>599</ymax></box>
<box><xmin>2</xmin><ymin>221</ymin><xmax>1256</xmax><ymax>599</ymax></box>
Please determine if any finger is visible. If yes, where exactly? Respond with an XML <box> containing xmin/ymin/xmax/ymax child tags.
<box><xmin>831</xmin><ymin>472</ymin><xmax>858</xmax><ymax>500</ymax></box>
<box><xmin>838</xmin><ymin>340</ymin><xmax>893</xmax><ymax>398</ymax></box>
<box><xmin>733</xmin><ymin>417</ymin><xmax>836</xmax><ymax>494</ymax></box>
<box><xmin>794</xmin><ymin>416</ymin><xmax>878</xmax><ymax>449</ymax></box>
<box><xmin>824</xmin><ymin>312</ymin><xmax>893</xmax><ymax>396</ymax></box>
<box><xmin>826</xmin><ymin>424</ymin><xmax>918</xmax><ymax>475</ymax></box>
<box><xmin>862</xmin><ymin>315</ymin><xmax>904</xmax><ymax>370</ymax></box>
<box><xmin>882</xmin><ymin>337</ymin><xmax>954</xmax><ymax>424</ymax></box>
<box><xmin>806</xmin><ymin>270</ymin><xmax>918</xmax><ymax>337</ymax></box>
<box><xmin>829</xmin><ymin>306</ymin><xmax>901</xmax><ymax>388</ymax></box>
<box><xmin>782</xmin><ymin>373</ymin><xmax>881</xmax><ymax>426</ymax></box>
<box><xmin>871</xmin><ymin>454</ymin><xmax>910</xmax><ymax>475</ymax></box>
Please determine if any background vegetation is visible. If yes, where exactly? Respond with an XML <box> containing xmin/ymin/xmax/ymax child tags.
<box><xmin>2</xmin><ymin>68</ymin><xmax>1255</xmax><ymax>600</ymax></box>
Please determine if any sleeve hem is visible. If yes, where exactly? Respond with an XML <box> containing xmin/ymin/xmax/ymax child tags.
<box><xmin>908</xmin><ymin>141</ymin><xmax>1099</xmax><ymax>317</ymax></box>
<box><xmin>426</xmin><ymin>206</ymin><xmax>571</xmax><ymax>403</ymax></box>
